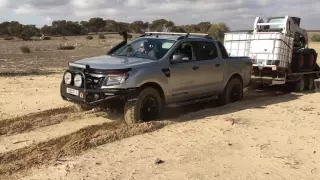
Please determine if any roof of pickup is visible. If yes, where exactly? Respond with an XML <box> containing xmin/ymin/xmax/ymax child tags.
<box><xmin>140</xmin><ymin>34</ymin><xmax>215</xmax><ymax>41</ymax></box>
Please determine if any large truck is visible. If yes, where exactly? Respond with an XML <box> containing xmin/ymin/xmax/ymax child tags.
<box><xmin>224</xmin><ymin>15</ymin><xmax>320</xmax><ymax>92</ymax></box>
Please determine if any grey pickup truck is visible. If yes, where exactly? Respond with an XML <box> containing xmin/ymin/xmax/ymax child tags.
<box><xmin>60</xmin><ymin>32</ymin><xmax>252</xmax><ymax>124</ymax></box>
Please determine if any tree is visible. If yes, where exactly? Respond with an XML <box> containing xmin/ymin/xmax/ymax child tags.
<box><xmin>41</xmin><ymin>25</ymin><xmax>52</xmax><ymax>35</ymax></box>
<box><xmin>117</xmin><ymin>22</ymin><xmax>131</xmax><ymax>33</ymax></box>
<box><xmin>88</xmin><ymin>17</ymin><xmax>106</xmax><ymax>34</ymax></box>
<box><xmin>208</xmin><ymin>23</ymin><xmax>229</xmax><ymax>42</ymax></box>
<box><xmin>9</xmin><ymin>21</ymin><xmax>23</xmax><ymax>36</ymax></box>
<box><xmin>131</xmin><ymin>20</ymin><xmax>144</xmax><ymax>33</ymax></box>
<box><xmin>80</xmin><ymin>21</ymin><xmax>89</xmax><ymax>33</ymax></box>
<box><xmin>104</xmin><ymin>19</ymin><xmax>118</xmax><ymax>32</ymax></box>
<box><xmin>19</xmin><ymin>25</ymin><xmax>39</xmax><ymax>40</ymax></box>
<box><xmin>170</xmin><ymin>26</ymin><xmax>186</xmax><ymax>33</ymax></box>
<box><xmin>149</xmin><ymin>19</ymin><xmax>175</xmax><ymax>32</ymax></box>
<box><xmin>0</xmin><ymin>21</ymin><xmax>11</xmax><ymax>35</ymax></box>
<box><xmin>197</xmin><ymin>22</ymin><xmax>211</xmax><ymax>33</ymax></box>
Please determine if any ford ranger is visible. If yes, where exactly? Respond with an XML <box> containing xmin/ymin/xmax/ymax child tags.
<box><xmin>60</xmin><ymin>32</ymin><xmax>252</xmax><ymax>124</ymax></box>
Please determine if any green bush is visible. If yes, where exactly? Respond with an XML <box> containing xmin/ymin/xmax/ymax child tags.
<box><xmin>20</xmin><ymin>46</ymin><xmax>31</xmax><ymax>53</ymax></box>
<box><xmin>311</xmin><ymin>34</ymin><xmax>320</xmax><ymax>42</ymax></box>
<box><xmin>98</xmin><ymin>34</ymin><xmax>106</xmax><ymax>39</ymax></box>
<box><xmin>58</xmin><ymin>45</ymin><xmax>75</xmax><ymax>50</ymax></box>
<box><xmin>86</xmin><ymin>35</ymin><xmax>93</xmax><ymax>40</ymax></box>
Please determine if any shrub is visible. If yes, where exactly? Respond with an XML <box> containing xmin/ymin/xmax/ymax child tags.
<box><xmin>311</xmin><ymin>34</ymin><xmax>320</xmax><ymax>42</ymax></box>
<box><xmin>58</xmin><ymin>45</ymin><xmax>75</xmax><ymax>50</ymax></box>
<box><xmin>35</xmin><ymin>32</ymin><xmax>42</xmax><ymax>37</ymax></box>
<box><xmin>86</xmin><ymin>35</ymin><xmax>93</xmax><ymax>40</ymax></box>
<box><xmin>43</xmin><ymin>36</ymin><xmax>51</xmax><ymax>40</ymax></box>
<box><xmin>20</xmin><ymin>46</ymin><xmax>31</xmax><ymax>53</ymax></box>
<box><xmin>99</xmin><ymin>34</ymin><xmax>106</xmax><ymax>39</ymax></box>
<box><xmin>4</xmin><ymin>36</ymin><xmax>14</xmax><ymax>40</ymax></box>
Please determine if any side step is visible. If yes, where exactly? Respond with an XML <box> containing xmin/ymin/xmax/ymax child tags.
<box><xmin>168</xmin><ymin>94</ymin><xmax>218</xmax><ymax>108</ymax></box>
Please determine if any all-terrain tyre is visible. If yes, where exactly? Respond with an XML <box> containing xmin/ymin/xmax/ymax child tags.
<box><xmin>124</xmin><ymin>87</ymin><xmax>163</xmax><ymax>125</ymax></box>
<box><xmin>218</xmin><ymin>77</ymin><xmax>243</xmax><ymax>106</ymax></box>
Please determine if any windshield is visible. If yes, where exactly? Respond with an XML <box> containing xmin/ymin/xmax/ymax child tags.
<box><xmin>268</xmin><ymin>18</ymin><xmax>285</xmax><ymax>29</ymax></box>
<box><xmin>112</xmin><ymin>38</ymin><xmax>175</xmax><ymax>60</ymax></box>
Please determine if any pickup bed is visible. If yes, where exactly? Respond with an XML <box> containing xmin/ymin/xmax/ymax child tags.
<box><xmin>60</xmin><ymin>32</ymin><xmax>252</xmax><ymax>124</ymax></box>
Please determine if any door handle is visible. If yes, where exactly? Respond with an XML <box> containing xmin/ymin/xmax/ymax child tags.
<box><xmin>215</xmin><ymin>64</ymin><xmax>221</xmax><ymax>67</ymax></box>
<box><xmin>192</xmin><ymin>66</ymin><xmax>199</xmax><ymax>70</ymax></box>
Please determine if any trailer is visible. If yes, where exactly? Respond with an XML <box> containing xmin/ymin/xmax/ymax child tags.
<box><xmin>224</xmin><ymin>15</ymin><xmax>320</xmax><ymax>92</ymax></box>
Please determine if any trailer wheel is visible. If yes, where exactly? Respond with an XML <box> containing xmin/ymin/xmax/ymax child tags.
<box><xmin>124</xmin><ymin>87</ymin><xmax>163</xmax><ymax>125</ymax></box>
<box><xmin>292</xmin><ymin>75</ymin><xmax>305</xmax><ymax>92</ymax></box>
<box><xmin>305</xmin><ymin>75</ymin><xmax>315</xmax><ymax>91</ymax></box>
<box><xmin>218</xmin><ymin>77</ymin><xmax>243</xmax><ymax>106</ymax></box>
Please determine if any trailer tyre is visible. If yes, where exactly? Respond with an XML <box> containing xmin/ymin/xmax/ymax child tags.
<box><xmin>305</xmin><ymin>75</ymin><xmax>315</xmax><ymax>91</ymax></box>
<box><xmin>124</xmin><ymin>87</ymin><xmax>163</xmax><ymax>125</ymax></box>
<box><xmin>292</xmin><ymin>75</ymin><xmax>305</xmax><ymax>92</ymax></box>
<box><xmin>218</xmin><ymin>77</ymin><xmax>243</xmax><ymax>106</ymax></box>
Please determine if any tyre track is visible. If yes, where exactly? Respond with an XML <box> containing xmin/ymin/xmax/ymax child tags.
<box><xmin>0</xmin><ymin>106</ymin><xmax>100</xmax><ymax>136</ymax></box>
<box><xmin>0</xmin><ymin>121</ymin><xmax>167</xmax><ymax>178</ymax></box>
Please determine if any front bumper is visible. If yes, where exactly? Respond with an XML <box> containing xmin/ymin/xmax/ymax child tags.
<box><xmin>60</xmin><ymin>83</ymin><xmax>137</xmax><ymax>106</ymax></box>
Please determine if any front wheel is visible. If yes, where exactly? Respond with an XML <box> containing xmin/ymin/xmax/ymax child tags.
<box><xmin>124</xmin><ymin>87</ymin><xmax>163</xmax><ymax>125</ymax></box>
<box><xmin>218</xmin><ymin>78</ymin><xmax>243</xmax><ymax>106</ymax></box>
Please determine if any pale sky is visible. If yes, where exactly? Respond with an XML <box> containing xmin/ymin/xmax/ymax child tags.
<box><xmin>0</xmin><ymin>0</ymin><xmax>319</xmax><ymax>30</ymax></box>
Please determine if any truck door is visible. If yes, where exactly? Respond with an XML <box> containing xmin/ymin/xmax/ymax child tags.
<box><xmin>191</xmin><ymin>41</ymin><xmax>224</xmax><ymax>95</ymax></box>
<box><xmin>167</xmin><ymin>41</ymin><xmax>203</xmax><ymax>102</ymax></box>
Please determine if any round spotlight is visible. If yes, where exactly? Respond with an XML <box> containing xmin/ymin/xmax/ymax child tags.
<box><xmin>74</xmin><ymin>74</ymin><xmax>82</xmax><ymax>87</ymax></box>
<box><xmin>64</xmin><ymin>72</ymin><xmax>72</xmax><ymax>85</ymax></box>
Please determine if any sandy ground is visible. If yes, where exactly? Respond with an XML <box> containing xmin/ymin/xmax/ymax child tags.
<box><xmin>0</xmin><ymin>73</ymin><xmax>319</xmax><ymax>180</ymax></box>
<box><xmin>17</xmin><ymin>92</ymin><xmax>320</xmax><ymax>180</ymax></box>
<box><xmin>0</xmin><ymin>73</ymin><xmax>71</xmax><ymax>120</ymax></box>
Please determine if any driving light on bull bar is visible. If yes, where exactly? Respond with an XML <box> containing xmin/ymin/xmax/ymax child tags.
<box><xmin>74</xmin><ymin>74</ymin><xmax>83</xmax><ymax>87</ymax></box>
<box><xmin>103</xmin><ymin>73</ymin><xmax>129</xmax><ymax>86</ymax></box>
<box><xmin>64</xmin><ymin>72</ymin><xmax>72</xmax><ymax>85</ymax></box>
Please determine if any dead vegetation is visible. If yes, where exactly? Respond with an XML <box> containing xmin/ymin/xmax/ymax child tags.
<box><xmin>86</xmin><ymin>35</ymin><xmax>93</xmax><ymax>40</ymax></box>
<box><xmin>58</xmin><ymin>45</ymin><xmax>75</xmax><ymax>50</ymax></box>
<box><xmin>20</xmin><ymin>46</ymin><xmax>31</xmax><ymax>53</ymax></box>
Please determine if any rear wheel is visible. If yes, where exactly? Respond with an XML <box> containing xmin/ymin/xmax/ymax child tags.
<box><xmin>305</xmin><ymin>75</ymin><xmax>315</xmax><ymax>91</ymax></box>
<box><xmin>124</xmin><ymin>87</ymin><xmax>163</xmax><ymax>125</ymax></box>
<box><xmin>291</xmin><ymin>75</ymin><xmax>305</xmax><ymax>92</ymax></box>
<box><xmin>218</xmin><ymin>78</ymin><xmax>243</xmax><ymax>106</ymax></box>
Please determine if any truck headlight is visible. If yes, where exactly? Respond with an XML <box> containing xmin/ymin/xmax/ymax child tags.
<box><xmin>64</xmin><ymin>72</ymin><xmax>72</xmax><ymax>85</ymax></box>
<box><xmin>103</xmin><ymin>74</ymin><xmax>128</xmax><ymax>86</ymax></box>
<box><xmin>74</xmin><ymin>74</ymin><xmax>83</xmax><ymax>87</ymax></box>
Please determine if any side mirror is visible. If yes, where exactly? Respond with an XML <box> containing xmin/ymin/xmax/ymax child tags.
<box><xmin>171</xmin><ymin>54</ymin><xmax>183</xmax><ymax>63</ymax></box>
